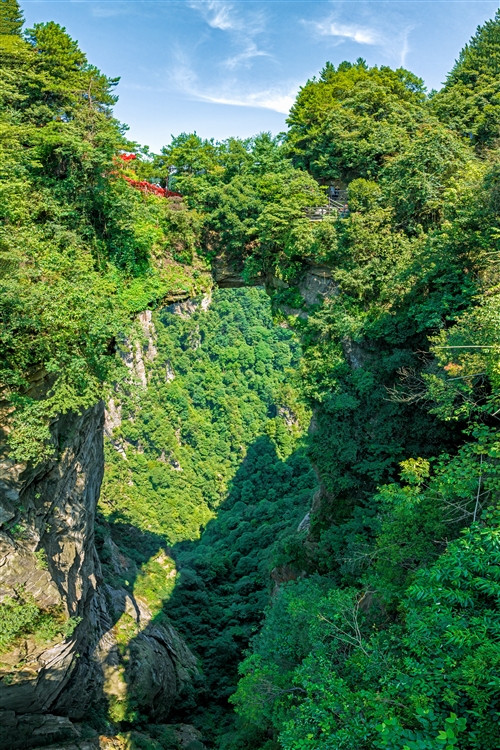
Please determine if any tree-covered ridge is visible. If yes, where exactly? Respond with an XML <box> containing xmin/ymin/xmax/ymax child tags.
<box><xmin>221</xmin><ymin>15</ymin><xmax>500</xmax><ymax>750</ymax></box>
<box><xmin>432</xmin><ymin>9</ymin><xmax>500</xmax><ymax>146</ymax></box>
<box><xmin>0</xmin><ymin>12</ymin><xmax>212</xmax><ymax>462</ymax></box>
<box><xmin>3</xmin><ymin>2</ymin><xmax>500</xmax><ymax>749</ymax></box>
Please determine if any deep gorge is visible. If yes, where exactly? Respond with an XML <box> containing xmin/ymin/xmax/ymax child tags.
<box><xmin>2</xmin><ymin>3</ymin><xmax>500</xmax><ymax>749</ymax></box>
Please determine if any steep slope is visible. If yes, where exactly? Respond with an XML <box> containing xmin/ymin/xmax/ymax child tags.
<box><xmin>3</xmin><ymin>4</ymin><xmax>500</xmax><ymax>750</ymax></box>
<box><xmin>0</xmin><ymin>10</ymin><xmax>206</xmax><ymax>747</ymax></box>
<box><xmin>97</xmin><ymin>288</ymin><xmax>314</xmax><ymax>741</ymax></box>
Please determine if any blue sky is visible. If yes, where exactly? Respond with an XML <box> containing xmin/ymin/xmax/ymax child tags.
<box><xmin>22</xmin><ymin>0</ymin><xmax>500</xmax><ymax>151</ymax></box>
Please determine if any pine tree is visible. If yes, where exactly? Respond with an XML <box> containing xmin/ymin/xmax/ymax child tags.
<box><xmin>431</xmin><ymin>10</ymin><xmax>500</xmax><ymax>145</ymax></box>
<box><xmin>0</xmin><ymin>0</ymin><xmax>24</xmax><ymax>35</ymax></box>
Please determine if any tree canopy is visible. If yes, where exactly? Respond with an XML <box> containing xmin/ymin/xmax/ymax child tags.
<box><xmin>3</xmin><ymin>5</ymin><xmax>500</xmax><ymax>750</ymax></box>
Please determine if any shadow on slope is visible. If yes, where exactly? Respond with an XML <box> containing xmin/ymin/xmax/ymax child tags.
<box><xmin>98</xmin><ymin>435</ymin><xmax>316</xmax><ymax>748</ymax></box>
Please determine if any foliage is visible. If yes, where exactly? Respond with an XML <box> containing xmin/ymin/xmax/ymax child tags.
<box><xmin>156</xmin><ymin>132</ymin><xmax>324</xmax><ymax>281</ymax></box>
<box><xmin>223</xmin><ymin>12</ymin><xmax>500</xmax><ymax>750</ymax></box>
<box><xmin>100</xmin><ymin>288</ymin><xmax>310</xmax><ymax>542</ymax></box>
<box><xmin>98</xmin><ymin>288</ymin><xmax>316</xmax><ymax>741</ymax></box>
<box><xmin>0</xmin><ymin>0</ymin><xmax>23</xmax><ymax>35</ymax></box>
<box><xmin>286</xmin><ymin>59</ymin><xmax>429</xmax><ymax>183</ymax></box>
<box><xmin>164</xmin><ymin>437</ymin><xmax>315</xmax><ymax>741</ymax></box>
<box><xmin>233</xmin><ymin>520</ymin><xmax>500</xmax><ymax>750</ymax></box>
<box><xmin>5</xmin><ymin>3</ymin><xmax>500</xmax><ymax>750</ymax></box>
<box><xmin>0</xmin><ymin>588</ymin><xmax>79</xmax><ymax>653</ymax></box>
<box><xmin>431</xmin><ymin>10</ymin><xmax>500</xmax><ymax>146</ymax></box>
<box><xmin>0</xmin><ymin>11</ymin><xmax>207</xmax><ymax>462</ymax></box>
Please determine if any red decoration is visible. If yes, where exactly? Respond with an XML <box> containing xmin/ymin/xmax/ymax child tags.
<box><xmin>124</xmin><ymin>177</ymin><xmax>182</xmax><ymax>198</ymax></box>
<box><xmin>115</xmin><ymin>153</ymin><xmax>182</xmax><ymax>198</ymax></box>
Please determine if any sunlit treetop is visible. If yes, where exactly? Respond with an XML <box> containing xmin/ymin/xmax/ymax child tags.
<box><xmin>285</xmin><ymin>58</ymin><xmax>430</xmax><ymax>183</ymax></box>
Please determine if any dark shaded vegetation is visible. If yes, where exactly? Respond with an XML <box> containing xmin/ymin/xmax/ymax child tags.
<box><xmin>4</xmin><ymin>1</ymin><xmax>500</xmax><ymax>748</ymax></box>
<box><xmin>163</xmin><ymin>438</ymin><xmax>315</xmax><ymax>744</ymax></box>
<box><xmin>97</xmin><ymin>287</ymin><xmax>314</xmax><ymax>741</ymax></box>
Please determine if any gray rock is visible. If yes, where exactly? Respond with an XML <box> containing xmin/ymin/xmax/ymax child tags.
<box><xmin>0</xmin><ymin>399</ymin><xmax>197</xmax><ymax>748</ymax></box>
<box><xmin>0</xmin><ymin>712</ymin><xmax>79</xmax><ymax>749</ymax></box>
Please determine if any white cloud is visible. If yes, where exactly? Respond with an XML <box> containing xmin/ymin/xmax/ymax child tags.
<box><xmin>187</xmin><ymin>0</ymin><xmax>239</xmax><ymax>32</ymax></box>
<box><xmin>307</xmin><ymin>18</ymin><xmax>380</xmax><ymax>45</ymax></box>
<box><xmin>187</xmin><ymin>0</ymin><xmax>270</xmax><ymax>69</ymax></box>
<box><xmin>398</xmin><ymin>25</ymin><xmax>414</xmax><ymax>67</ymax></box>
<box><xmin>170</xmin><ymin>57</ymin><xmax>295</xmax><ymax>113</ymax></box>
<box><xmin>224</xmin><ymin>42</ymin><xmax>272</xmax><ymax>70</ymax></box>
<box><xmin>194</xmin><ymin>88</ymin><xmax>296</xmax><ymax>114</ymax></box>
<box><xmin>304</xmin><ymin>9</ymin><xmax>416</xmax><ymax>67</ymax></box>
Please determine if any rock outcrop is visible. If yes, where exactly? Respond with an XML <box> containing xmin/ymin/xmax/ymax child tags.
<box><xmin>212</xmin><ymin>254</ymin><xmax>337</xmax><ymax>313</ymax></box>
<box><xmin>0</xmin><ymin>395</ymin><xmax>197</xmax><ymax>749</ymax></box>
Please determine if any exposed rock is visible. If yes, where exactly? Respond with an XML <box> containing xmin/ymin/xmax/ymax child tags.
<box><xmin>213</xmin><ymin>253</ymin><xmax>337</xmax><ymax>311</ymax></box>
<box><xmin>270</xmin><ymin>564</ymin><xmax>306</xmax><ymax>597</ymax></box>
<box><xmin>171</xmin><ymin>723</ymin><xmax>206</xmax><ymax>748</ymax></box>
<box><xmin>0</xmin><ymin>712</ymin><xmax>80</xmax><ymax>749</ymax></box>
<box><xmin>138</xmin><ymin>310</ymin><xmax>158</xmax><ymax>362</ymax></box>
<box><xmin>298</xmin><ymin>264</ymin><xmax>337</xmax><ymax>306</ymax></box>
<box><xmin>165</xmin><ymin>360</ymin><xmax>175</xmax><ymax>382</ymax></box>
<box><xmin>0</xmin><ymin>400</ymin><xmax>197</xmax><ymax>749</ymax></box>
<box><xmin>134</xmin><ymin>342</ymin><xmax>148</xmax><ymax>388</ymax></box>
<box><xmin>279</xmin><ymin>305</ymin><xmax>309</xmax><ymax>320</ymax></box>
<box><xmin>165</xmin><ymin>292</ymin><xmax>212</xmax><ymax>319</ymax></box>
<box><xmin>342</xmin><ymin>338</ymin><xmax>374</xmax><ymax>371</ymax></box>
<box><xmin>0</xmin><ymin>404</ymin><xmax>111</xmax><ymax>734</ymax></box>
<box><xmin>103</xmin><ymin>400</ymin><xmax>127</xmax><ymax>460</ymax></box>
<box><xmin>118</xmin><ymin>311</ymin><xmax>159</xmax><ymax>389</ymax></box>
<box><xmin>212</xmin><ymin>256</ymin><xmax>253</xmax><ymax>288</ymax></box>
<box><xmin>278</xmin><ymin>405</ymin><xmax>299</xmax><ymax>429</ymax></box>
<box><xmin>104</xmin><ymin>400</ymin><xmax>122</xmax><ymax>437</ymax></box>
<box><xmin>297</xmin><ymin>512</ymin><xmax>310</xmax><ymax>532</ymax></box>
<box><xmin>118</xmin><ymin>338</ymin><xmax>146</xmax><ymax>388</ymax></box>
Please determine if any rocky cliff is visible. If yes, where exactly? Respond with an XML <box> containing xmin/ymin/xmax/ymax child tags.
<box><xmin>0</xmin><ymin>382</ymin><xmax>197</xmax><ymax>749</ymax></box>
<box><xmin>0</xmin><ymin>259</ymin><xmax>331</xmax><ymax>748</ymax></box>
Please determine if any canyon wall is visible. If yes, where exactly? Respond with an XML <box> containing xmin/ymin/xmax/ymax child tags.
<box><xmin>0</xmin><ymin>382</ymin><xmax>197</xmax><ymax>749</ymax></box>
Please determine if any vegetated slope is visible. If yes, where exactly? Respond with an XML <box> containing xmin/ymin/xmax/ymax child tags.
<box><xmin>0</xmin><ymin>5</ymin><xmax>210</xmax><ymax>468</ymax></box>
<box><xmin>98</xmin><ymin>287</ymin><xmax>316</xmax><ymax>739</ymax></box>
<box><xmin>225</xmin><ymin>27</ymin><xmax>500</xmax><ymax>750</ymax></box>
<box><xmin>140</xmin><ymin>17</ymin><xmax>500</xmax><ymax>750</ymax></box>
<box><xmin>100</xmin><ymin>288</ymin><xmax>310</xmax><ymax>542</ymax></box>
<box><xmin>3</xmin><ymin>0</ymin><xmax>500</xmax><ymax>747</ymax></box>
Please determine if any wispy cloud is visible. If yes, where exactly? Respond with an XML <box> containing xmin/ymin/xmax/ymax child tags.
<box><xmin>193</xmin><ymin>88</ymin><xmax>295</xmax><ymax>114</ymax></box>
<box><xmin>170</xmin><ymin>55</ymin><xmax>295</xmax><ymax>113</ymax></box>
<box><xmin>187</xmin><ymin>0</ymin><xmax>271</xmax><ymax>69</ymax></box>
<box><xmin>399</xmin><ymin>25</ymin><xmax>414</xmax><ymax>67</ymax></box>
<box><xmin>187</xmin><ymin>0</ymin><xmax>239</xmax><ymax>32</ymax></box>
<box><xmin>303</xmin><ymin>8</ymin><xmax>416</xmax><ymax>68</ymax></box>
<box><xmin>224</xmin><ymin>42</ymin><xmax>272</xmax><ymax>70</ymax></box>
<box><xmin>308</xmin><ymin>19</ymin><xmax>381</xmax><ymax>46</ymax></box>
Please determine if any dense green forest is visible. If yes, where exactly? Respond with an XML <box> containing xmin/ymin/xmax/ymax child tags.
<box><xmin>3</xmin><ymin>0</ymin><xmax>500</xmax><ymax>748</ymax></box>
<box><xmin>97</xmin><ymin>287</ymin><xmax>315</xmax><ymax>742</ymax></box>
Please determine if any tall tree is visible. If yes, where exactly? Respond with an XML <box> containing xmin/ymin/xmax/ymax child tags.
<box><xmin>432</xmin><ymin>10</ymin><xmax>500</xmax><ymax>145</ymax></box>
<box><xmin>0</xmin><ymin>0</ymin><xmax>24</xmax><ymax>35</ymax></box>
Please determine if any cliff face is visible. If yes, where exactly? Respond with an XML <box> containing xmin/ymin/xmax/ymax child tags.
<box><xmin>0</xmin><ymin>276</ymin><xmax>325</xmax><ymax>748</ymax></box>
<box><xmin>0</xmin><ymin>395</ymin><xmax>197</xmax><ymax>749</ymax></box>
